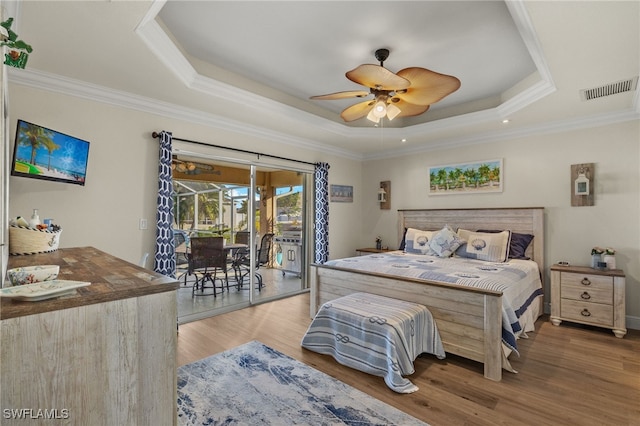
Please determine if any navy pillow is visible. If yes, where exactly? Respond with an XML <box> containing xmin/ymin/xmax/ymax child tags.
<box><xmin>399</xmin><ymin>227</ymin><xmax>408</xmax><ymax>250</ymax></box>
<box><xmin>477</xmin><ymin>229</ymin><xmax>534</xmax><ymax>260</ymax></box>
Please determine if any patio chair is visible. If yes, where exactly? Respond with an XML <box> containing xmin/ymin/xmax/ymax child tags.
<box><xmin>175</xmin><ymin>229</ymin><xmax>190</xmax><ymax>285</ymax></box>
<box><xmin>232</xmin><ymin>233</ymin><xmax>274</xmax><ymax>291</ymax></box>
<box><xmin>234</xmin><ymin>231</ymin><xmax>250</xmax><ymax>245</ymax></box>
<box><xmin>189</xmin><ymin>236</ymin><xmax>231</xmax><ymax>297</ymax></box>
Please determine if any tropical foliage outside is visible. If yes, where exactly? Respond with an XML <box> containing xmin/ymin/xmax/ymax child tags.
<box><xmin>276</xmin><ymin>191</ymin><xmax>302</xmax><ymax>234</ymax></box>
<box><xmin>173</xmin><ymin>181</ymin><xmax>303</xmax><ymax>238</ymax></box>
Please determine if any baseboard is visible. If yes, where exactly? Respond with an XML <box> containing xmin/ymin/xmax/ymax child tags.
<box><xmin>625</xmin><ymin>315</ymin><xmax>640</xmax><ymax>330</ymax></box>
<box><xmin>178</xmin><ymin>301</ymin><xmax>251</xmax><ymax>324</ymax></box>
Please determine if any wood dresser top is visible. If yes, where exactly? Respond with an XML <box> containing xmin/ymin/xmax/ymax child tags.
<box><xmin>550</xmin><ymin>263</ymin><xmax>625</xmax><ymax>277</ymax></box>
<box><xmin>2</xmin><ymin>247</ymin><xmax>179</xmax><ymax>320</ymax></box>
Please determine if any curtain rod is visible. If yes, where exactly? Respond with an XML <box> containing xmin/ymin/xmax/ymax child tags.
<box><xmin>151</xmin><ymin>132</ymin><xmax>319</xmax><ymax>167</ymax></box>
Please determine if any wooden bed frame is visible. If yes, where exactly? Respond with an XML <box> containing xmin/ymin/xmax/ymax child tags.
<box><xmin>309</xmin><ymin>207</ymin><xmax>545</xmax><ymax>381</ymax></box>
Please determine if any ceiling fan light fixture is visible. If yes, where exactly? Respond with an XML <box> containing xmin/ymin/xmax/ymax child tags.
<box><xmin>366</xmin><ymin>100</ymin><xmax>402</xmax><ymax>123</ymax></box>
<box><xmin>386</xmin><ymin>103</ymin><xmax>401</xmax><ymax>120</ymax></box>
<box><xmin>311</xmin><ymin>47</ymin><xmax>459</xmax><ymax>123</ymax></box>
<box><xmin>366</xmin><ymin>108</ymin><xmax>381</xmax><ymax>123</ymax></box>
<box><xmin>373</xmin><ymin>100</ymin><xmax>387</xmax><ymax>118</ymax></box>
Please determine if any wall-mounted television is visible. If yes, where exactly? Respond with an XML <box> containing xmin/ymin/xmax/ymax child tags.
<box><xmin>11</xmin><ymin>120</ymin><xmax>90</xmax><ymax>186</ymax></box>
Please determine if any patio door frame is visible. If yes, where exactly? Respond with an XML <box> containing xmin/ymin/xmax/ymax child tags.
<box><xmin>172</xmin><ymin>147</ymin><xmax>312</xmax><ymax>310</ymax></box>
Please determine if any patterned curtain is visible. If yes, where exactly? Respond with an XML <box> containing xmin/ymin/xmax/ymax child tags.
<box><xmin>154</xmin><ymin>131</ymin><xmax>176</xmax><ymax>277</ymax></box>
<box><xmin>314</xmin><ymin>162</ymin><xmax>330</xmax><ymax>264</ymax></box>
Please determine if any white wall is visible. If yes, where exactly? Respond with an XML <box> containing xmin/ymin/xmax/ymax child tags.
<box><xmin>362</xmin><ymin>120</ymin><xmax>640</xmax><ymax>322</ymax></box>
<box><xmin>7</xmin><ymin>84</ymin><xmax>362</xmax><ymax>266</ymax></box>
<box><xmin>7</xmin><ymin>83</ymin><xmax>639</xmax><ymax>325</ymax></box>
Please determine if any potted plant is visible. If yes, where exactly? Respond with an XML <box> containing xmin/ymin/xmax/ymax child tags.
<box><xmin>591</xmin><ymin>247</ymin><xmax>604</xmax><ymax>268</ymax></box>
<box><xmin>1</xmin><ymin>18</ymin><xmax>33</xmax><ymax>69</ymax></box>
<box><xmin>603</xmin><ymin>248</ymin><xmax>616</xmax><ymax>269</ymax></box>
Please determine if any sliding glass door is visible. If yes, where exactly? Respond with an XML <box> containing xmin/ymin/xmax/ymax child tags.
<box><xmin>172</xmin><ymin>155</ymin><xmax>311</xmax><ymax>323</ymax></box>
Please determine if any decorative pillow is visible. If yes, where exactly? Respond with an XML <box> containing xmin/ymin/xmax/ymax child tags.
<box><xmin>456</xmin><ymin>229</ymin><xmax>511</xmax><ymax>262</ymax></box>
<box><xmin>428</xmin><ymin>225</ymin><xmax>465</xmax><ymax>258</ymax></box>
<box><xmin>477</xmin><ymin>229</ymin><xmax>534</xmax><ymax>260</ymax></box>
<box><xmin>404</xmin><ymin>228</ymin><xmax>436</xmax><ymax>255</ymax></box>
<box><xmin>399</xmin><ymin>227</ymin><xmax>408</xmax><ymax>250</ymax></box>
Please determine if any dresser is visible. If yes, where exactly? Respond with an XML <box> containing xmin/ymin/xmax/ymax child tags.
<box><xmin>550</xmin><ymin>264</ymin><xmax>626</xmax><ymax>338</ymax></box>
<box><xmin>2</xmin><ymin>247</ymin><xmax>180</xmax><ymax>425</ymax></box>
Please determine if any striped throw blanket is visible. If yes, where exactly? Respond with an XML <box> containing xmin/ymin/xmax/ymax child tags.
<box><xmin>301</xmin><ymin>292</ymin><xmax>444</xmax><ymax>393</ymax></box>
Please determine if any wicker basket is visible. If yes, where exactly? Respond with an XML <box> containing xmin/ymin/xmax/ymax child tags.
<box><xmin>9</xmin><ymin>225</ymin><xmax>62</xmax><ymax>255</ymax></box>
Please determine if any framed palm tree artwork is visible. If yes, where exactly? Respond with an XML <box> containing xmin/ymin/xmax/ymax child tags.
<box><xmin>428</xmin><ymin>159</ymin><xmax>502</xmax><ymax>195</ymax></box>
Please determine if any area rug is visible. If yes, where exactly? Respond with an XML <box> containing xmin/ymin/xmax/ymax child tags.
<box><xmin>177</xmin><ymin>340</ymin><xmax>428</xmax><ymax>425</ymax></box>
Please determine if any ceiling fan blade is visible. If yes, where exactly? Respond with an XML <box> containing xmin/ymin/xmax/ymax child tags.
<box><xmin>395</xmin><ymin>67</ymin><xmax>461</xmax><ymax>106</ymax></box>
<box><xmin>346</xmin><ymin>64</ymin><xmax>411</xmax><ymax>90</ymax></box>
<box><xmin>193</xmin><ymin>162</ymin><xmax>214</xmax><ymax>171</ymax></box>
<box><xmin>310</xmin><ymin>90</ymin><xmax>370</xmax><ymax>100</ymax></box>
<box><xmin>390</xmin><ymin>99</ymin><xmax>431</xmax><ymax>118</ymax></box>
<box><xmin>340</xmin><ymin>100</ymin><xmax>375</xmax><ymax>122</ymax></box>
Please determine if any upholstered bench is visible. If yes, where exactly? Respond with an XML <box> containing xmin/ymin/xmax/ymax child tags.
<box><xmin>301</xmin><ymin>292</ymin><xmax>444</xmax><ymax>393</ymax></box>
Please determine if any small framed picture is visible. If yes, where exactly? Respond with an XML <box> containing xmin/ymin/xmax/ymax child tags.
<box><xmin>330</xmin><ymin>184</ymin><xmax>353</xmax><ymax>202</ymax></box>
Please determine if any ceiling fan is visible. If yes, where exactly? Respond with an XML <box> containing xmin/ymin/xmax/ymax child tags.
<box><xmin>172</xmin><ymin>157</ymin><xmax>221</xmax><ymax>175</ymax></box>
<box><xmin>310</xmin><ymin>48</ymin><xmax>461</xmax><ymax>123</ymax></box>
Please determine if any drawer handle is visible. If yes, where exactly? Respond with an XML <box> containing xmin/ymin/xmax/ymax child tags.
<box><xmin>581</xmin><ymin>309</ymin><xmax>591</xmax><ymax>317</ymax></box>
<box><xmin>581</xmin><ymin>277</ymin><xmax>591</xmax><ymax>286</ymax></box>
<box><xmin>580</xmin><ymin>292</ymin><xmax>591</xmax><ymax>300</ymax></box>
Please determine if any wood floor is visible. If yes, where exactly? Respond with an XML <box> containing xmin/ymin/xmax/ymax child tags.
<box><xmin>176</xmin><ymin>293</ymin><xmax>640</xmax><ymax>426</ymax></box>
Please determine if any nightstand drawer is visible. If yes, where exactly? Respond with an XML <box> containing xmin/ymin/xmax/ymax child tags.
<box><xmin>550</xmin><ymin>264</ymin><xmax>626</xmax><ymax>338</ymax></box>
<box><xmin>561</xmin><ymin>273</ymin><xmax>612</xmax><ymax>290</ymax></box>
<box><xmin>561</xmin><ymin>285</ymin><xmax>612</xmax><ymax>304</ymax></box>
<box><xmin>560</xmin><ymin>299</ymin><xmax>613</xmax><ymax>326</ymax></box>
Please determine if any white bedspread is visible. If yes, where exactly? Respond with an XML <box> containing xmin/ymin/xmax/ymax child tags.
<box><xmin>323</xmin><ymin>252</ymin><xmax>544</xmax><ymax>355</ymax></box>
<box><xmin>301</xmin><ymin>292</ymin><xmax>445</xmax><ymax>393</ymax></box>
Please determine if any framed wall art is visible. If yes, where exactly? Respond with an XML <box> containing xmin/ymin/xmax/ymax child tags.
<box><xmin>429</xmin><ymin>158</ymin><xmax>503</xmax><ymax>195</ymax></box>
<box><xmin>571</xmin><ymin>162</ymin><xmax>594</xmax><ymax>207</ymax></box>
<box><xmin>330</xmin><ymin>184</ymin><xmax>353</xmax><ymax>202</ymax></box>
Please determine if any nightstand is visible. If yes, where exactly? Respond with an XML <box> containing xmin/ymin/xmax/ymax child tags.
<box><xmin>355</xmin><ymin>247</ymin><xmax>392</xmax><ymax>256</ymax></box>
<box><xmin>550</xmin><ymin>264</ymin><xmax>626</xmax><ymax>338</ymax></box>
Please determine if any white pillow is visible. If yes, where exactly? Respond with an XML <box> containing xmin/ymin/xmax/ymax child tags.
<box><xmin>429</xmin><ymin>225</ymin><xmax>465</xmax><ymax>258</ymax></box>
<box><xmin>456</xmin><ymin>229</ymin><xmax>511</xmax><ymax>262</ymax></box>
<box><xmin>404</xmin><ymin>228</ymin><xmax>435</xmax><ymax>255</ymax></box>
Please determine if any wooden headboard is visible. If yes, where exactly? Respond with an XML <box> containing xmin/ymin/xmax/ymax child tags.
<box><xmin>398</xmin><ymin>207</ymin><xmax>545</xmax><ymax>284</ymax></box>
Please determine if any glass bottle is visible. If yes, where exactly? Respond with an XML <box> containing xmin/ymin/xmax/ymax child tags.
<box><xmin>29</xmin><ymin>209</ymin><xmax>41</xmax><ymax>228</ymax></box>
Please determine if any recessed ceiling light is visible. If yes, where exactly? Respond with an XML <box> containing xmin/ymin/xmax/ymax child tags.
<box><xmin>502</xmin><ymin>119</ymin><xmax>510</xmax><ymax>124</ymax></box>
<box><xmin>401</xmin><ymin>138</ymin><xmax>407</xmax><ymax>143</ymax></box>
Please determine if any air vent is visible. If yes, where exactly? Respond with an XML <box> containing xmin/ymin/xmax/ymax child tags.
<box><xmin>580</xmin><ymin>77</ymin><xmax>638</xmax><ymax>101</ymax></box>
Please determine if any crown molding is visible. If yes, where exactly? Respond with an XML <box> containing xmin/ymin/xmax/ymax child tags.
<box><xmin>363</xmin><ymin>107</ymin><xmax>640</xmax><ymax>160</ymax></box>
<box><xmin>9</xmin><ymin>66</ymin><xmax>638</xmax><ymax>164</ymax></box>
<box><xmin>505</xmin><ymin>0</ymin><xmax>555</xmax><ymax>85</ymax></box>
<box><xmin>135</xmin><ymin>4</ymin><xmax>351</xmax><ymax>138</ymax></box>
<box><xmin>7</xmin><ymin>0</ymin><xmax>637</xmax><ymax>163</ymax></box>
<box><xmin>8</xmin><ymin>67</ymin><xmax>364</xmax><ymax>161</ymax></box>
<box><xmin>135</xmin><ymin>0</ymin><xmax>557</xmax><ymax>138</ymax></box>
<box><xmin>134</xmin><ymin>5</ymin><xmax>197</xmax><ymax>88</ymax></box>
<box><xmin>497</xmin><ymin>78</ymin><xmax>556</xmax><ymax>119</ymax></box>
